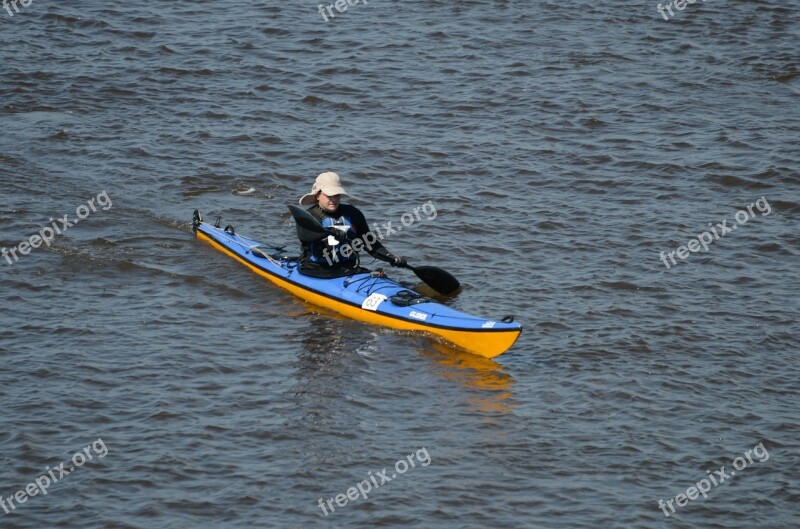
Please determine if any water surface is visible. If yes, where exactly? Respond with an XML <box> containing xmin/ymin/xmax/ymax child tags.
<box><xmin>1</xmin><ymin>1</ymin><xmax>798</xmax><ymax>528</ymax></box>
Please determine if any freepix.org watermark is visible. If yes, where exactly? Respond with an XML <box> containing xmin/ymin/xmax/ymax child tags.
<box><xmin>658</xmin><ymin>442</ymin><xmax>769</xmax><ymax>517</ymax></box>
<box><xmin>656</xmin><ymin>0</ymin><xmax>705</xmax><ymax>21</ymax></box>
<box><xmin>317</xmin><ymin>0</ymin><xmax>367</xmax><ymax>22</ymax></box>
<box><xmin>317</xmin><ymin>447</ymin><xmax>431</xmax><ymax>516</ymax></box>
<box><xmin>659</xmin><ymin>197</ymin><xmax>771</xmax><ymax>269</ymax></box>
<box><xmin>1</xmin><ymin>438</ymin><xmax>108</xmax><ymax>516</ymax></box>
<box><xmin>322</xmin><ymin>200</ymin><xmax>437</xmax><ymax>266</ymax></box>
<box><xmin>2</xmin><ymin>191</ymin><xmax>112</xmax><ymax>266</ymax></box>
<box><xmin>2</xmin><ymin>0</ymin><xmax>33</xmax><ymax>17</ymax></box>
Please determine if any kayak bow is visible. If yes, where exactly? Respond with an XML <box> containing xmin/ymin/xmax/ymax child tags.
<box><xmin>192</xmin><ymin>211</ymin><xmax>522</xmax><ymax>358</ymax></box>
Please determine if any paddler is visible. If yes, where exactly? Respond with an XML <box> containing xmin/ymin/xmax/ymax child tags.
<box><xmin>296</xmin><ymin>172</ymin><xmax>406</xmax><ymax>277</ymax></box>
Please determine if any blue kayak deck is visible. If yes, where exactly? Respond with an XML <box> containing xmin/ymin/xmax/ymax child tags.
<box><xmin>197</xmin><ymin>222</ymin><xmax>520</xmax><ymax>333</ymax></box>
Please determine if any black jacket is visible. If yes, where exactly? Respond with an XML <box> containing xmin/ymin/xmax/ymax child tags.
<box><xmin>299</xmin><ymin>204</ymin><xmax>396</xmax><ymax>268</ymax></box>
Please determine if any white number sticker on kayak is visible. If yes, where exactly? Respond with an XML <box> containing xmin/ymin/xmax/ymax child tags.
<box><xmin>361</xmin><ymin>293</ymin><xmax>388</xmax><ymax>311</ymax></box>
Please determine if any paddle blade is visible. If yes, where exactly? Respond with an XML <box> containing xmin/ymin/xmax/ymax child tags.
<box><xmin>287</xmin><ymin>205</ymin><xmax>325</xmax><ymax>243</ymax></box>
<box><xmin>410</xmin><ymin>265</ymin><xmax>461</xmax><ymax>295</ymax></box>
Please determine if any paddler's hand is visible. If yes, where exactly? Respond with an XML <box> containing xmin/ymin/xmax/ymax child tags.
<box><xmin>391</xmin><ymin>256</ymin><xmax>407</xmax><ymax>267</ymax></box>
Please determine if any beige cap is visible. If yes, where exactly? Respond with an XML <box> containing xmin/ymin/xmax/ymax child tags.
<box><xmin>298</xmin><ymin>172</ymin><xmax>349</xmax><ymax>205</ymax></box>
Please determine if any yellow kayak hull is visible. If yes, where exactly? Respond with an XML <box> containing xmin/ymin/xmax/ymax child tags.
<box><xmin>196</xmin><ymin>227</ymin><xmax>521</xmax><ymax>359</ymax></box>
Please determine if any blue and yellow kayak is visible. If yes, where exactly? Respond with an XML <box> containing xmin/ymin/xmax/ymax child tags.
<box><xmin>192</xmin><ymin>212</ymin><xmax>522</xmax><ymax>358</ymax></box>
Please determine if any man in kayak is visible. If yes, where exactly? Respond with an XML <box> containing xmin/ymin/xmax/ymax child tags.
<box><xmin>296</xmin><ymin>171</ymin><xmax>407</xmax><ymax>277</ymax></box>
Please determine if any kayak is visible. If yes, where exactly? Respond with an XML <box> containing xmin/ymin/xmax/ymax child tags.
<box><xmin>192</xmin><ymin>211</ymin><xmax>522</xmax><ymax>358</ymax></box>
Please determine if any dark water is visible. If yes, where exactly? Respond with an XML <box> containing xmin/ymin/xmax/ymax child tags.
<box><xmin>1</xmin><ymin>1</ymin><xmax>799</xmax><ymax>528</ymax></box>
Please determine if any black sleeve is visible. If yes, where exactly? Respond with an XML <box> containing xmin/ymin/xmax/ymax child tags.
<box><xmin>346</xmin><ymin>205</ymin><xmax>395</xmax><ymax>262</ymax></box>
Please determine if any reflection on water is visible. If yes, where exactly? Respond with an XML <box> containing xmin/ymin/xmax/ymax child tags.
<box><xmin>289</xmin><ymin>304</ymin><xmax>516</xmax><ymax>416</ymax></box>
<box><xmin>411</xmin><ymin>282</ymin><xmax>463</xmax><ymax>304</ymax></box>
<box><xmin>286</xmin><ymin>313</ymin><xmax>366</xmax><ymax>432</ymax></box>
<box><xmin>420</xmin><ymin>342</ymin><xmax>516</xmax><ymax>414</ymax></box>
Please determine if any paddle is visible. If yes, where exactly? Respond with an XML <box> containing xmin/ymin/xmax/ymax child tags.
<box><xmin>287</xmin><ymin>204</ymin><xmax>327</xmax><ymax>243</ymax></box>
<box><xmin>401</xmin><ymin>263</ymin><xmax>461</xmax><ymax>296</ymax></box>
<box><xmin>286</xmin><ymin>205</ymin><xmax>461</xmax><ymax>295</ymax></box>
